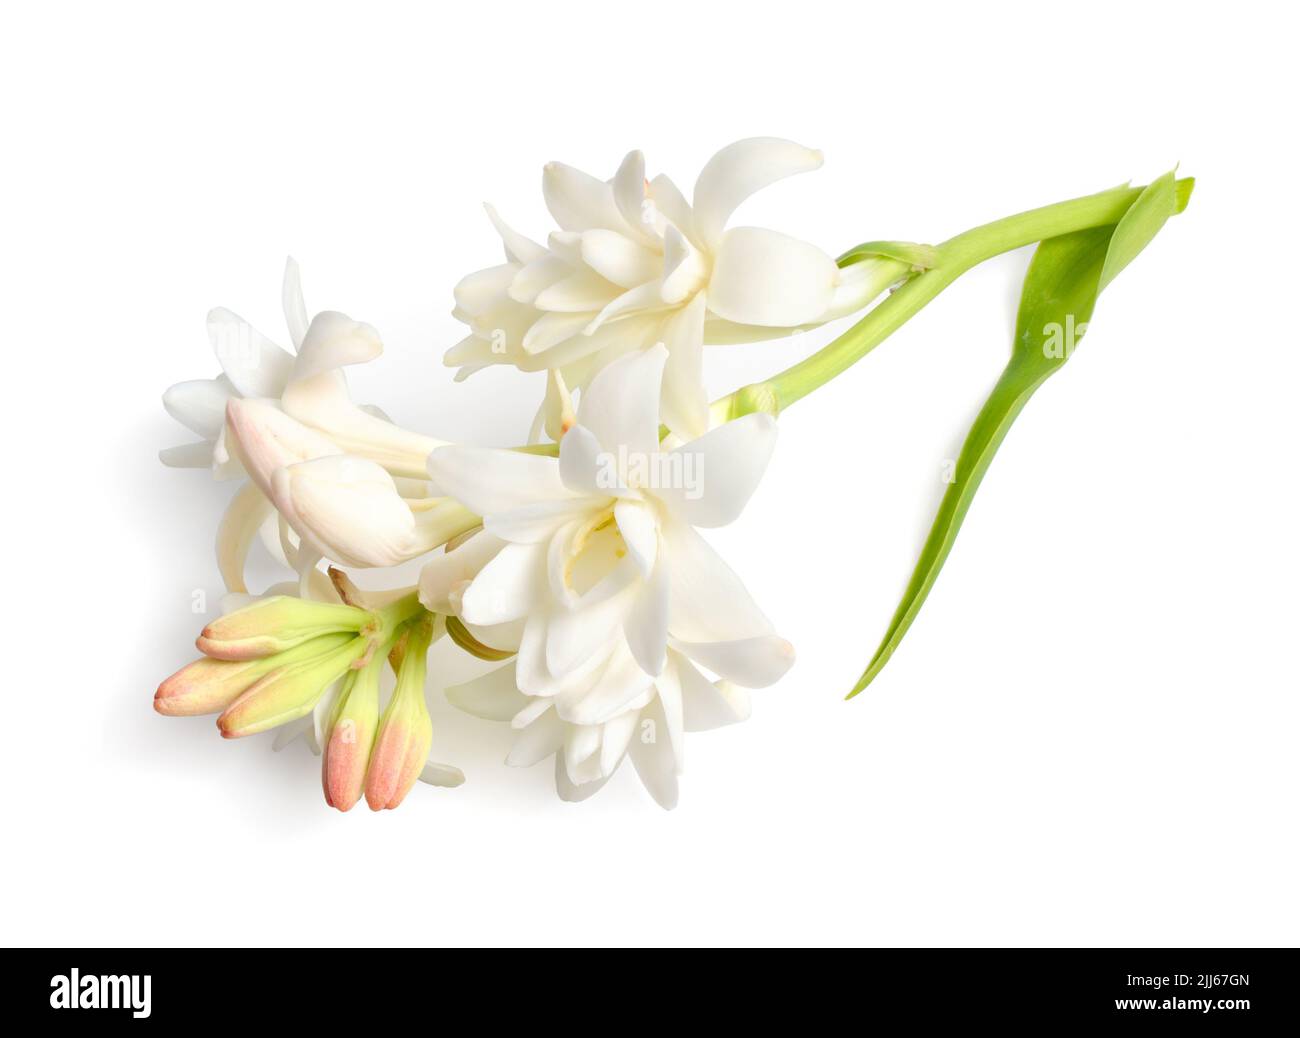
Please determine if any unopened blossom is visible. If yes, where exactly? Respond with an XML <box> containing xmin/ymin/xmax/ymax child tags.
<box><xmin>225</xmin><ymin>399</ymin><xmax>476</xmax><ymax>569</ymax></box>
<box><xmin>421</xmin><ymin>345</ymin><xmax>794</xmax><ymax>808</ymax></box>
<box><xmin>363</xmin><ymin>614</ymin><xmax>440</xmax><ymax>810</ymax></box>
<box><xmin>448</xmin><ymin>137</ymin><xmax>908</xmax><ymax>439</ymax></box>
<box><xmin>321</xmin><ymin>651</ymin><xmax>385</xmax><ymax>812</ymax></box>
<box><xmin>157</xmin><ymin>592</ymin><xmax>419</xmax><ymax>733</ymax></box>
<box><xmin>157</xmin><ymin>587</ymin><xmax>462</xmax><ymax>810</ymax></box>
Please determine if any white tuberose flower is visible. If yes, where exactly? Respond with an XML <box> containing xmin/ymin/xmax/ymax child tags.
<box><xmin>422</xmin><ymin>346</ymin><xmax>794</xmax><ymax>808</ymax></box>
<box><xmin>448</xmin><ymin>138</ymin><xmax>899</xmax><ymax>441</ymax></box>
<box><xmin>164</xmin><ymin>260</ymin><xmax>466</xmax><ymax>578</ymax></box>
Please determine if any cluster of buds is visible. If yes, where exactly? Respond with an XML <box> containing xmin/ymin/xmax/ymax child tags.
<box><xmin>156</xmin><ymin>581</ymin><xmax>453</xmax><ymax>811</ymax></box>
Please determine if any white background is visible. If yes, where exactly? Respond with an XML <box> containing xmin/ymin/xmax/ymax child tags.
<box><xmin>3</xmin><ymin>1</ymin><xmax>1296</xmax><ymax>947</ymax></box>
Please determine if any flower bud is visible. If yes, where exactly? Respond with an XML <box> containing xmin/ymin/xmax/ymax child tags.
<box><xmin>196</xmin><ymin>595</ymin><xmax>369</xmax><ymax>660</ymax></box>
<box><xmin>322</xmin><ymin>653</ymin><xmax>384</xmax><ymax>812</ymax></box>
<box><xmin>155</xmin><ymin>656</ymin><xmax>269</xmax><ymax>717</ymax></box>
<box><xmin>155</xmin><ymin>633</ymin><xmax>353</xmax><ymax>716</ymax></box>
<box><xmin>217</xmin><ymin>636</ymin><xmax>367</xmax><ymax>739</ymax></box>
<box><xmin>364</xmin><ymin>617</ymin><xmax>437</xmax><ymax>810</ymax></box>
<box><xmin>271</xmin><ymin>454</ymin><xmax>430</xmax><ymax>568</ymax></box>
<box><xmin>224</xmin><ymin>397</ymin><xmax>340</xmax><ymax>501</ymax></box>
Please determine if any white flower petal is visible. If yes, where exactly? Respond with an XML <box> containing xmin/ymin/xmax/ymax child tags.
<box><xmin>444</xmin><ymin>661</ymin><xmax>528</xmax><ymax>722</ymax></box>
<box><xmin>658</xmin><ymin>291</ymin><xmax>708</xmax><ymax>441</ymax></box>
<box><xmin>207</xmin><ymin>307</ymin><xmax>295</xmax><ymax>398</ymax></box>
<box><xmin>824</xmin><ymin>256</ymin><xmax>910</xmax><ymax>321</ymax></box>
<box><xmin>659</xmin><ymin>225</ymin><xmax>709</xmax><ymax>304</ymax></box>
<box><xmin>543</xmin><ymin>161</ymin><xmax>635</xmax><ymax>234</ymax></box>
<box><xmin>545</xmin><ymin>518</ymin><xmax>586</xmax><ymax>608</ymax></box>
<box><xmin>506</xmin><ymin>706</ymin><xmax>565</xmax><ymax>767</ymax></box>
<box><xmin>428</xmin><ymin>445</ymin><xmax>573</xmax><ymax>515</ymax></box>
<box><xmin>444</xmin><ymin>333</ymin><xmax>496</xmax><ymax>372</ymax></box>
<box><xmin>281</xmin><ymin>370</ymin><xmax>441</xmax><ymax>479</ymax></box>
<box><xmin>546</xmin><ymin>230</ymin><xmax>585</xmax><ymax>267</ymax></box>
<box><xmin>517</xmin><ymin>608</ymin><xmax>615</xmax><ymax>696</ymax></box>
<box><xmin>257</xmin><ymin>510</ymin><xmax>290</xmax><ymax>567</ymax></box>
<box><xmin>555</xmin><ymin>754</ymin><xmax>611</xmax><ymax>802</ymax></box>
<box><xmin>614</xmin><ymin>499</ymin><xmax>659</xmax><ymax>575</ymax></box>
<box><xmin>558</xmin><ymin>422</ymin><xmax>608</xmax><ymax>496</ymax></box>
<box><xmin>419</xmin><ymin>761</ymin><xmax>466</xmax><ymax>788</ymax></box>
<box><xmin>461</xmin><ymin>542</ymin><xmax>546</xmax><ymax>625</ymax></box>
<box><xmin>701</xmin><ymin>316</ymin><xmax>801</xmax><ymax>346</ymax></box>
<box><xmin>677</xmin><ymin>654</ymin><xmax>752</xmax><ymax>731</ymax></box>
<box><xmin>564</xmin><ymin>723</ymin><xmax>601</xmax><ymax>782</ymax></box>
<box><xmin>691</xmin><ymin>137</ymin><xmax>823</xmax><ymax>250</ymax></box>
<box><xmin>514</xmin><ymin>609</ymin><xmax>553</xmax><ymax>693</ymax></box>
<box><xmin>655</xmin><ymin>654</ymin><xmax>685</xmax><ymax>771</ymax></box>
<box><xmin>624</xmin><ymin>552</ymin><xmax>669</xmax><ymax>678</ymax></box>
<box><xmin>545</xmin><ymin>560</ymin><xmax>640</xmax><ymax>676</ymax></box>
<box><xmin>509</xmin><ymin>253</ymin><xmax>570</xmax><ymax>304</ymax></box>
<box><xmin>673</xmin><ymin>633</ymin><xmax>795</xmax><ymax>689</ymax></box>
<box><xmin>581</xmin><ymin>229</ymin><xmax>661</xmax><ymax>288</ymax></box>
<box><xmin>708</xmin><ymin>227</ymin><xmax>839</xmax><ymax>327</ymax></box>
<box><xmin>485</xmin><ymin>202</ymin><xmax>548</xmax><ymax>265</ymax></box>
<box><xmin>647</xmin><ymin>173</ymin><xmax>696</xmax><ymax>244</ymax></box>
<box><xmin>418</xmin><ymin>530</ymin><xmax>502</xmax><ymax>613</ymax></box>
<box><xmin>312</xmin><ymin>677</ymin><xmax>344</xmax><ymax>753</ymax></box>
<box><xmin>612</xmin><ymin>149</ymin><xmax>651</xmax><ymax>237</ymax></box>
<box><xmin>582</xmin><ymin>281</ymin><xmax>666</xmax><ymax>335</ymax></box>
<box><xmin>454</xmin><ymin>263</ymin><xmax>517</xmax><ymax>316</ymax></box>
<box><xmin>485</xmin><ymin>498</ymin><xmax>596</xmax><ymax>544</ymax></box>
<box><xmin>576</xmin><ymin>344</ymin><xmax>667</xmax><ymax>457</ymax></box>
<box><xmin>661</xmin><ymin>516</ymin><xmax>773</xmax><ymax>643</ymax></box>
<box><xmin>656</xmin><ymin>413</ymin><xmax>777</xmax><ymax>527</ymax></box>
<box><xmin>599</xmin><ymin>711</ymin><xmax>639</xmax><ymax>776</ymax></box>
<box><xmin>559</xmin><ymin>640</ymin><xmax>654</xmax><ymax>726</ymax></box>
<box><xmin>628</xmin><ymin>697</ymin><xmax>678</xmax><ymax>810</ymax></box>
<box><xmin>511</xmin><ymin>696</ymin><xmax>553</xmax><ymax>730</ymax></box>
<box><xmin>158</xmin><ymin>441</ymin><xmax>214</xmax><ymax>468</ymax></box>
<box><xmin>272</xmin><ymin>715</ymin><xmax>312</xmax><ymax>752</ymax></box>
<box><xmin>522</xmin><ymin>311</ymin><xmax>592</xmax><ymax>354</ymax></box>
<box><xmin>291</xmin><ymin>311</ymin><xmax>382</xmax><ymax>384</ymax></box>
<box><xmin>282</xmin><ymin>256</ymin><xmax>310</xmax><ymax>350</ymax></box>
<box><xmin>534</xmin><ymin>269</ymin><xmax>620</xmax><ymax>313</ymax></box>
<box><xmin>542</xmin><ymin>369</ymin><xmax>576</xmax><ymax>443</ymax></box>
<box><xmin>273</xmin><ymin>454</ymin><xmax>431</xmax><ymax>568</ymax></box>
<box><xmin>216</xmin><ymin>481</ymin><xmax>273</xmax><ymax>593</ymax></box>
<box><xmin>224</xmin><ymin>398</ymin><xmax>341</xmax><ymax>499</ymax></box>
<box><xmin>517</xmin><ymin>312</ymin><xmax>660</xmax><ymax>373</ymax></box>
<box><xmin>162</xmin><ymin>377</ymin><xmax>233</xmax><ymax>440</ymax></box>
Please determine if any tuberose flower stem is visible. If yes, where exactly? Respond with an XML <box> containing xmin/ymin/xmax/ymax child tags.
<box><xmin>720</xmin><ymin>177</ymin><xmax>1196</xmax><ymax>418</ymax></box>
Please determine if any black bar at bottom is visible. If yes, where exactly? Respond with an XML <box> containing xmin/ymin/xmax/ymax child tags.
<box><xmin>1</xmin><ymin>948</ymin><xmax>1293</xmax><ymax>1027</ymax></box>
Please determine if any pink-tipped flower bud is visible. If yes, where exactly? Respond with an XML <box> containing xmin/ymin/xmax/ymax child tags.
<box><xmin>364</xmin><ymin>617</ymin><xmax>437</xmax><ymax>810</ymax></box>
<box><xmin>322</xmin><ymin>653</ymin><xmax>384</xmax><ymax>812</ymax></box>
<box><xmin>155</xmin><ymin>655</ymin><xmax>274</xmax><ymax>716</ymax></box>
<box><xmin>217</xmin><ymin>635</ymin><xmax>364</xmax><ymax>739</ymax></box>
<box><xmin>196</xmin><ymin>596</ymin><xmax>369</xmax><ymax>660</ymax></box>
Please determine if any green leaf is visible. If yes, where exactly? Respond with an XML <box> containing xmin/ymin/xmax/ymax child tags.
<box><xmin>1100</xmin><ymin>169</ymin><xmax>1180</xmax><ymax>292</ymax></box>
<box><xmin>848</xmin><ymin>171</ymin><xmax>1191</xmax><ymax>697</ymax></box>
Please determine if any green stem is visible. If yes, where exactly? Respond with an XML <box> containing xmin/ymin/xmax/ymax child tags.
<box><xmin>372</xmin><ymin>591</ymin><xmax>425</xmax><ymax>639</ymax></box>
<box><xmin>721</xmin><ymin>178</ymin><xmax>1194</xmax><ymax>417</ymax></box>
